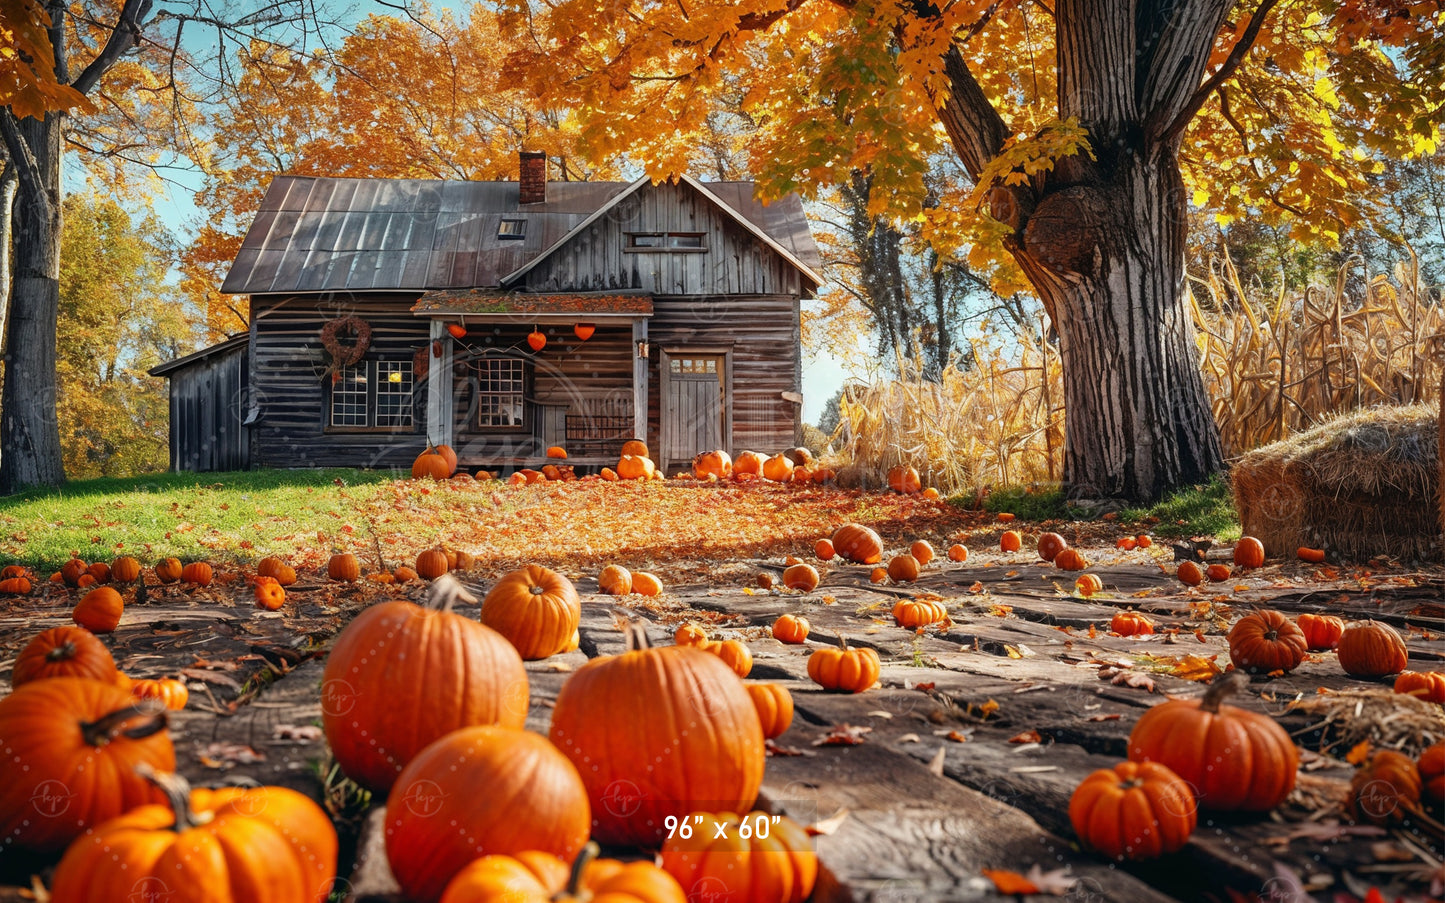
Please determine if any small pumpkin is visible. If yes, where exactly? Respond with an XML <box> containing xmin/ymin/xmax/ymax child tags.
<box><xmin>598</xmin><ymin>564</ymin><xmax>633</xmax><ymax>595</ymax></box>
<box><xmin>1176</xmin><ymin>560</ymin><xmax>1204</xmax><ymax>586</ymax></box>
<box><xmin>387</xmin><ymin>726</ymin><xmax>592</xmax><ymax>903</ymax></box>
<box><xmin>441</xmin><ymin>844</ymin><xmax>685</xmax><ymax>903</ymax></box>
<box><xmin>180</xmin><ymin>561</ymin><xmax>213</xmax><ymax>586</ymax></box>
<box><xmin>1233</xmin><ymin>536</ymin><xmax>1266</xmax><ymax>569</ymax></box>
<box><xmin>762</xmin><ymin>453</ymin><xmax>795</xmax><ymax>482</ymax></box>
<box><xmin>1069</xmin><ymin>761</ymin><xmax>1196</xmax><ymax>861</ymax></box>
<box><xmin>75</xmin><ymin>574</ymin><xmax>97</xmax><ymax>589</ymax></box>
<box><xmin>886</xmin><ymin>464</ymin><xmax>921</xmax><ymax>494</ymax></box>
<box><xmin>254</xmin><ymin>576</ymin><xmax>287</xmax><ymax>610</ymax></box>
<box><xmin>547</xmin><ymin>445</ymin><xmax>569</xmax><ymax>459</ymax></box>
<box><xmin>707</xmin><ymin>639</ymin><xmax>754</xmax><ymax>678</ymax></box>
<box><xmin>831</xmin><ymin>523</ymin><xmax>883</xmax><ymax>564</ymax></box>
<box><xmin>910</xmin><ymin>540</ymin><xmax>935</xmax><ymax>565</ymax></box>
<box><xmin>1116</xmin><ymin>536</ymin><xmax>1137</xmax><ymax>551</ymax></box>
<box><xmin>692</xmin><ymin>449</ymin><xmax>732</xmax><ymax>480</ymax></box>
<box><xmin>0</xmin><ymin>678</ymin><xmax>175</xmax><ymax>851</ymax></box>
<box><xmin>617</xmin><ymin>454</ymin><xmax>657</xmax><ymax>480</ymax></box>
<box><xmin>413</xmin><ymin>450</ymin><xmax>452</xmax><ymax>480</ymax></box>
<box><xmin>808</xmin><ymin>638</ymin><xmax>880</xmax><ymax>693</ymax></box>
<box><xmin>1037</xmin><ymin>532</ymin><xmax>1067</xmax><ymax>562</ymax></box>
<box><xmin>130</xmin><ymin>678</ymin><xmax>189</xmax><ymax>711</ymax></box>
<box><xmin>947</xmin><ymin>543</ymin><xmax>968</xmax><ymax>562</ymax></box>
<box><xmin>1393</xmin><ymin>670</ymin><xmax>1445</xmax><ymax>704</ymax></box>
<box><xmin>893</xmin><ymin>599</ymin><xmax>947</xmax><ymax>628</ymax></box>
<box><xmin>0</xmin><ymin>563</ymin><xmax>27</xmax><ymax>579</ymax></box>
<box><xmin>1136</xmin><ymin>535</ymin><xmax>1154</xmax><ymax>548</ymax></box>
<box><xmin>814</xmin><ymin>538</ymin><xmax>836</xmax><ymax>560</ymax></box>
<box><xmin>631</xmin><ymin>571</ymin><xmax>664</xmax><ymax>596</ymax></box>
<box><xmin>1054</xmin><ymin>548</ymin><xmax>1089</xmax><ymax>571</ymax></box>
<box><xmin>745</xmin><ymin>683</ymin><xmax>795</xmax><ymax>739</ymax></box>
<box><xmin>154</xmin><ymin>557</ymin><xmax>183</xmax><ymax>583</ymax></box>
<box><xmin>327</xmin><ymin>552</ymin><xmax>361</xmax><ymax>582</ymax></box>
<box><xmin>999</xmin><ymin>530</ymin><xmax>1022</xmax><ymax>553</ymax></box>
<box><xmin>73</xmin><ymin>586</ymin><xmax>124</xmax><ymax>634</ymax></box>
<box><xmin>1419</xmin><ymin>741</ymin><xmax>1444</xmax><ymax>805</ymax></box>
<box><xmin>669</xmin><ymin>625</ymin><xmax>706</xmax><ymax>650</ymax></box>
<box><xmin>1110</xmin><ymin>611</ymin><xmax>1154</xmax><ymax>636</ymax></box>
<box><xmin>1075</xmin><ymin>574</ymin><xmax>1104</xmax><ymax>596</ymax></box>
<box><xmin>1205</xmin><ymin>563</ymin><xmax>1233</xmax><ymax>582</ymax></box>
<box><xmin>435</xmin><ymin>444</ymin><xmax>460</xmax><ymax>473</ymax></box>
<box><xmin>416</xmin><ymin>547</ymin><xmax>450</xmax><ymax>580</ymax></box>
<box><xmin>85</xmin><ymin>562</ymin><xmax>110</xmax><ymax>584</ymax></box>
<box><xmin>0</xmin><ymin>576</ymin><xmax>32</xmax><ymax>594</ymax></box>
<box><xmin>1295</xmin><ymin>613</ymin><xmax>1345</xmax><ymax>651</ymax></box>
<box><xmin>60</xmin><ymin>558</ymin><xmax>89</xmax><ymax>587</ymax></box>
<box><xmin>1227</xmin><ymin>609</ymin><xmax>1308</xmax><ymax>674</ymax></box>
<box><xmin>1337</xmin><ymin>620</ymin><xmax>1409</xmax><ymax>677</ymax></box>
<box><xmin>12</xmin><ymin>626</ymin><xmax>118</xmax><ymax>687</ymax></box>
<box><xmin>1297</xmin><ymin>547</ymin><xmax>1327</xmax><ymax>564</ymax></box>
<box><xmin>782</xmin><ymin>562</ymin><xmax>820</xmax><ymax>592</ymax></box>
<box><xmin>394</xmin><ymin>566</ymin><xmax>419</xmax><ymax>582</ymax></box>
<box><xmin>621</xmin><ymin>438</ymin><xmax>650</xmax><ymax>458</ymax></box>
<box><xmin>887</xmin><ymin>553</ymin><xmax>921</xmax><ymax>582</ymax></box>
<box><xmin>1128</xmin><ymin>671</ymin><xmax>1298</xmax><ymax>811</ymax></box>
<box><xmin>257</xmin><ymin>555</ymin><xmax>297</xmax><ymax>585</ymax></box>
<box><xmin>772</xmin><ymin>614</ymin><xmax>811</xmax><ymax>645</ymax></box>
<box><xmin>732</xmin><ymin>450</ymin><xmax>764</xmax><ymax>476</ymax></box>
<box><xmin>660</xmin><ymin>810</ymin><xmax>818</xmax><ymax>903</ymax></box>
<box><xmin>1349</xmin><ymin>749</ymin><xmax>1421</xmax><ymax>826</ymax></box>
<box><xmin>756</xmin><ymin>572</ymin><xmax>775</xmax><ymax>589</ymax></box>
<box><xmin>599</xmin><ymin>466</ymin><xmax>619</xmax><ymax>481</ymax></box>
<box><xmin>481</xmin><ymin>565</ymin><xmax>583</xmax><ymax>660</ymax></box>
<box><xmin>869</xmin><ymin>566</ymin><xmax>887</xmax><ymax>583</ymax></box>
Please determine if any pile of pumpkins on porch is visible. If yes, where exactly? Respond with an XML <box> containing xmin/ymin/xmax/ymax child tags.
<box><xmin>410</xmin><ymin>440</ymin><xmax>861</xmax><ymax>489</ymax></box>
<box><xmin>2</xmin><ymin>529</ymin><xmax>1443</xmax><ymax>901</ymax></box>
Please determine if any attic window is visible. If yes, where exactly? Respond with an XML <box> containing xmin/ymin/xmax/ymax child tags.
<box><xmin>498</xmin><ymin>219</ymin><xmax>526</xmax><ymax>239</ymax></box>
<box><xmin>626</xmin><ymin>232</ymin><xmax>706</xmax><ymax>251</ymax></box>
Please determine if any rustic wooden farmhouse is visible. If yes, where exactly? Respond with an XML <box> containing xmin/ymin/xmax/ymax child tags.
<box><xmin>152</xmin><ymin>154</ymin><xmax>823</xmax><ymax>474</ymax></box>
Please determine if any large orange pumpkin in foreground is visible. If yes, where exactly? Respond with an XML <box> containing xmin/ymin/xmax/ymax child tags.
<box><xmin>49</xmin><ymin>768</ymin><xmax>337</xmax><ymax>903</ymax></box>
<box><xmin>12</xmin><ymin>626</ymin><xmax>118</xmax><ymax>687</ymax></box>
<box><xmin>831</xmin><ymin>523</ymin><xmax>883</xmax><ymax>564</ymax></box>
<box><xmin>660</xmin><ymin>810</ymin><xmax>818</xmax><ymax>903</ymax></box>
<box><xmin>1227</xmin><ymin>609</ymin><xmax>1308</xmax><ymax>674</ymax></box>
<box><xmin>482</xmin><ymin>565</ymin><xmax>582</xmax><ymax>660</ymax></box>
<box><xmin>1069</xmin><ymin>760</ymin><xmax>1196</xmax><ymax>861</ymax></box>
<box><xmin>1337</xmin><ymin>620</ymin><xmax>1409</xmax><ymax>677</ymax></box>
<box><xmin>441</xmin><ymin>845</ymin><xmax>685</xmax><ymax>903</ymax></box>
<box><xmin>321</xmin><ymin>578</ymin><xmax>529</xmax><ymax>793</ymax></box>
<box><xmin>549</xmin><ymin>622</ymin><xmax>764</xmax><ymax>846</ymax></box>
<box><xmin>0</xmin><ymin>678</ymin><xmax>175</xmax><ymax>851</ymax></box>
<box><xmin>1127</xmin><ymin>672</ymin><xmax>1298</xmax><ymax>811</ymax></box>
<box><xmin>386</xmin><ymin>726</ymin><xmax>592</xmax><ymax>903</ymax></box>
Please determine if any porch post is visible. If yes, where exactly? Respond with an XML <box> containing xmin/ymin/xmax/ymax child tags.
<box><xmin>632</xmin><ymin>317</ymin><xmax>649</xmax><ymax>443</ymax></box>
<box><xmin>427</xmin><ymin>319</ymin><xmax>454</xmax><ymax>449</ymax></box>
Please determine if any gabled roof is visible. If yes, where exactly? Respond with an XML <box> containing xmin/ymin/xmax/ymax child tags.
<box><xmin>413</xmin><ymin>290</ymin><xmax>653</xmax><ymax>318</ymax></box>
<box><xmin>148</xmin><ymin>333</ymin><xmax>249</xmax><ymax>377</ymax></box>
<box><xmin>220</xmin><ymin>175</ymin><xmax>823</xmax><ymax>296</ymax></box>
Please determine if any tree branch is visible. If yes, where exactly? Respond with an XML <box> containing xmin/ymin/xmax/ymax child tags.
<box><xmin>72</xmin><ymin>0</ymin><xmax>154</xmax><ymax>97</ymax></box>
<box><xmin>936</xmin><ymin>45</ymin><xmax>1011</xmax><ymax>181</ymax></box>
<box><xmin>1156</xmin><ymin>0</ymin><xmax>1280</xmax><ymax>145</ymax></box>
<box><xmin>0</xmin><ymin>111</ymin><xmax>47</xmax><ymax>208</ymax></box>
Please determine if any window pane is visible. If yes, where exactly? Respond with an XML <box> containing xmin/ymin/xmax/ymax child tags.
<box><xmin>669</xmin><ymin>233</ymin><xmax>704</xmax><ymax>248</ymax></box>
<box><xmin>629</xmin><ymin>233</ymin><xmax>664</xmax><ymax>247</ymax></box>
<box><xmin>475</xmin><ymin>358</ymin><xmax>527</xmax><ymax>428</ymax></box>
<box><xmin>498</xmin><ymin>218</ymin><xmax>526</xmax><ymax>238</ymax></box>
<box><xmin>375</xmin><ymin>361</ymin><xmax>414</xmax><ymax>427</ymax></box>
<box><xmin>330</xmin><ymin>365</ymin><xmax>368</xmax><ymax>427</ymax></box>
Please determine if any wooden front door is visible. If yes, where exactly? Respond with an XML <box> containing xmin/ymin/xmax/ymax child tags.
<box><xmin>662</xmin><ymin>353</ymin><xmax>726</xmax><ymax>470</ymax></box>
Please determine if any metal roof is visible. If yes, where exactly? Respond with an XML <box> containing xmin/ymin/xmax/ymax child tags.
<box><xmin>220</xmin><ymin>176</ymin><xmax>823</xmax><ymax>296</ymax></box>
<box><xmin>148</xmin><ymin>333</ymin><xmax>249</xmax><ymax>376</ymax></box>
<box><xmin>413</xmin><ymin>290</ymin><xmax>654</xmax><ymax>318</ymax></box>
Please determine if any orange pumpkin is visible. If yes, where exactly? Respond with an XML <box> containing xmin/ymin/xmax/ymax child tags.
<box><xmin>1116</xmin><ymin>536</ymin><xmax>1137</xmax><ymax>551</ymax></box>
<box><xmin>413</xmin><ymin>450</ymin><xmax>452</xmax><ymax>480</ymax></box>
<box><xmin>1227</xmin><ymin>609</ymin><xmax>1308</xmax><ymax>674</ymax></box>
<box><xmin>887</xmin><ymin>554</ymin><xmax>921</xmax><ymax>582</ymax></box>
<box><xmin>481</xmin><ymin>565</ymin><xmax>582</xmax><ymax>660</ymax></box>
<box><xmin>631</xmin><ymin>571</ymin><xmax>664</xmax><ymax>596</ymax></box>
<box><xmin>12</xmin><ymin>626</ymin><xmax>118</xmax><ymax>687</ymax></box>
<box><xmin>50</xmin><ymin>768</ymin><xmax>335</xmax><ymax>903</ymax></box>
<box><xmin>1296</xmin><ymin>613</ymin><xmax>1344</xmax><ymax>651</ymax></box>
<box><xmin>782</xmin><ymin>562</ymin><xmax>820</xmax><ymax>592</ymax></box>
<box><xmin>1128</xmin><ymin>671</ymin><xmax>1298</xmax><ymax>811</ymax></box>
<box><xmin>707</xmin><ymin>639</ymin><xmax>754</xmax><ymax>678</ymax></box>
<box><xmin>1037</xmin><ymin>532</ymin><xmax>1067</xmax><ymax>562</ymax></box>
<box><xmin>253</xmin><ymin>576</ymin><xmax>287</xmax><ymax>610</ymax></box>
<box><xmin>75</xmin><ymin>574</ymin><xmax>97</xmax><ymax>589</ymax></box>
<box><xmin>621</xmin><ymin>438</ymin><xmax>650</xmax><ymax>458</ymax></box>
<box><xmin>1069</xmin><ymin>761</ymin><xmax>1196</xmax><ymax>860</ymax></box>
<box><xmin>393</xmin><ymin>566</ymin><xmax>419</xmax><ymax>582</ymax></box>
<box><xmin>0</xmin><ymin>678</ymin><xmax>175</xmax><ymax>851</ymax></box>
<box><xmin>869</xmin><ymin>566</ymin><xmax>887</xmax><ymax>583</ymax></box>
<box><xmin>692</xmin><ymin>449</ymin><xmax>732</xmax><ymax>480</ymax></box>
<box><xmin>1176</xmin><ymin>560</ymin><xmax>1204</xmax><ymax>586</ymax></box>
<box><xmin>321</xmin><ymin>583</ymin><xmax>530</xmax><ymax>793</ymax></box>
<box><xmin>599</xmin><ymin>466</ymin><xmax>619</xmax><ymax>481</ymax></box>
<box><xmin>0</xmin><ymin>563</ymin><xmax>27</xmax><ymax>579</ymax></box>
<box><xmin>617</xmin><ymin>454</ymin><xmax>657</xmax><ymax>480</ymax></box>
<box><xmin>910</xmin><ymin>540</ymin><xmax>935</xmax><ymax>565</ymax></box>
<box><xmin>1393</xmin><ymin>670</ymin><xmax>1445</xmax><ymax>704</ymax></box>
<box><xmin>1419</xmin><ymin>741</ymin><xmax>1444</xmax><ymax>805</ymax></box>
<box><xmin>675</xmin><ymin>623</ymin><xmax>709</xmax><ymax>647</ymax></box>
<box><xmin>60</xmin><ymin>558</ymin><xmax>89</xmax><ymax>587</ymax></box>
<box><xmin>549</xmin><ymin>623</ymin><xmax>764</xmax><ymax>846</ymax></box>
<box><xmin>808</xmin><ymin>639</ymin><xmax>880</xmax><ymax>693</ymax></box>
<box><xmin>441</xmin><ymin>845</ymin><xmax>685</xmax><ymax>903</ymax></box>
<box><xmin>73</xmin><ymin>587</ymin><xmax>124</xmax><ymax>634</ymax></box>
<box><xmin>327</xmin><ymin>552</ymin><xmax>360</xmax><ymax>582</ymax></box>
<box><xmin>1110</xmin><ymin>611</ymin><xmax>1154</xmax><ymax>636</ymax></box>
<box><xmin>947</xmin><ymin>543</ymin><xmax>969</xmax><ymax>562</ymax></box>
<box><xmin>1074</xmin><ymin>574</ymin><xmax>1104</xmax><ymax>597</ymax></box>
<box><xmin>154</xmin><ymin>557</ymin><xmax>183</xmax><ymax>583</ymax></box>
<box><xmin>999</xmin><ymin>530</ymin><xmax>1022</xmax><ymax>553</ymax></box>
<box><xmin>831</xmin><ymin>523</ymin><xmax>884</xmax><ymax>564</ymax></box>
<box><xmin>130</xmin><ymin>678</ymin><xmax>189</xmax><ymax>711</ymax></box>
<box><xmin>886</xmin><ymin>464</ymin><xmax>921</xmax><ymax>494</ymax></box>
<box><xmin>893</xmin><ymin>599</ymin><xmax>947</xmax><ymax>628</ymax></box>
<box><xmin>1297</xmin><ymin>547</ymin><xmax>1327</xmax><ymax>564</ymax></box>
<box><xmin>180</xmin><ymin>561</ymin><xmax>213</xmax><ymax>586</ymax></box>
<box><xmin>598</xmin><ymin>564</ymin><xmax>633</xmax><ymax>595</ymax></box>
<box><xmin>745</xmin><ymin>683</ymin><xmax>795</xmax><ymax>739</ymax></box>
<box><xmin>1136</xmin><ymin>534</ymin><xmax>1154</xmax><ymax>548</ymax></box>
<box><xmin>1054</xmin><ymin>548</ymin><xmax>1089</xmax><ymax>571</ymax></box>
<box><xmin>772</xmin><ymin>614</ymin><xmax>810</xmax><ymax>644</ymax></box>
<box><xmin>1349</xmin><ymin>749</ymin><xmax>1421</xmax><ymax>826</ymax></box>
<box><xmin>85</xmin><ymin>562</ymin><xmax>110</xmax><ymax>584</ymax></box>
<box><xmin>756</xmin><ymin>572</ymin><xmax>775</xmax><ymax>589</ymax></box>
<box><xmin>814</xmin><ymin>538</ymin><xmax>836</xmax><ymax>560</ymax></box>
<box><xmin>1233</xmin><ymin>536</ymin><xmax>1266</xmax><ymax>569</ymax></box>
<box><xmin>733</xmin><ymin>450</ymin><xmax>765</xmax><ymax>476</ymax></box>
<box><xmin>415</xmin><ymin>547</ymin><xmax>450</xmax><ymax>580</ymax></box>
<box><xmin>1337</xmin><ymin>620</ymin><xmax>1409</xmax><ymax>677</ymax></box>
<box><xmin>256</xmin><ymin>556</ymin><xmax>297</xmax><ymax>586</ymax></box>
<box><xmin>660</xmin><ymin>810</ymin><xmax>817</xmax><ymax>903</ymax></box>
<box><xmin>0</xmin><ymin>576</ymin><xmax>33</xmax><ymax>594</ymax></box>
<box><xmin>1205</xmin><ymin>563</ymin><xmax>1233</xmax><ymax>582</ymax></box>
<box><xmin>387</xmin><ymin>727</ymin><xmax>592</xmax><ymax>903</ymax></box>
<box><xmin>547</xmin><ymin>445</ymin><xmax>569</xmax><ymax>459</ymax></box>
<box><xmin>762</xmin><ymin>453</ymin><xmax>795</xmax><ymax>482</ymax></box>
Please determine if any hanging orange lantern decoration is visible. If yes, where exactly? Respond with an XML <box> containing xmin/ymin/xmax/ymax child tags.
<box><xmin>527</xmin><ymin>328</ymin><xmax>547</xmax><ymax>352</ymax></box>
<box><xmin>574</xmin><ymin>322</ymin><xmax>595</xmax><ymax>341</ymax></box>
<box><xmin>447</xmin><ymin>323</ymin><xmax>467</xmax><ymax>339</ymax></box>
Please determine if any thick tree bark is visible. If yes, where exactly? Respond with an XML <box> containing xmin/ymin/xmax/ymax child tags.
<box><xmin>0</xmin><ymin>112</ymin><xmax>65</xmax><ymax>492</ymax></box>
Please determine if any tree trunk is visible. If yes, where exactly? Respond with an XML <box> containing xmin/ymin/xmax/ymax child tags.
<box><xmin>0</xmin><ymin>112</ymin><xmax>65</xmax><ymax>493</ymax></box>
<box><xmin>1016</xmin><ymin>150</ymin><xmax>1224</xmax><ymax>502</ymax></box>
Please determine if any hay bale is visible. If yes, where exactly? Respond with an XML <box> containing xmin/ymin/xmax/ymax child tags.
<box><xmin>1232</xmin><ymin>405</ymin><xmax>1441</xmax><ymax>562</ymax></box>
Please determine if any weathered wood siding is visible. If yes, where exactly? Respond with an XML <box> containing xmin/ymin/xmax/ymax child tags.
<box><xmin>647</xmin><ymin>295</ymin><xmax>801</xmax><ymax>466</ymax></box>
<box><xmin>519</xmin><ymin>181</ymin><xmax>807</xmax><ymax>297</ymax></box>
<box><xmin>167</xmin><ymin>344</ymin><xmax>250</xmax><ymax>473</ymax></box>
<box><xmin>249</xmin><ymin>295</ymin><xmax>430</xmax><ymax>469</ymax></box>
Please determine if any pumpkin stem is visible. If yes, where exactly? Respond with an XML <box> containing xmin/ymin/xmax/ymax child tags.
<box><xmin>46</xmin><ymin>641</ymin><xmax>78</xmax><ymax>662</ymax></box>
<box><xmin>834</xmin><ymin>630</ymin><xmax>850</xmax><ymax>652</ymax></box>
<box><xmin>135</xmin><ymin>764</ymin><xmax>214</xmax><ymax>832</ymax></box>
<box><xmin>1199</xmin><ymin>669</ymin><xmax>1250</xmax><ymax>714</ymax></box>
<box><xmin>622</xmin><ymin>619</ymin><xmax>652</xmax><ymax>652</ymax></box>
<box><xmin>424</xmin><ymin>573</ymin><xmax>476</xmax><ymax>614</ymax></box>
<box><xmin>79</xmin><ymin>702</ymin><xmax>168</xmax><ymax>747</ymax></box>
<box><xmin>555</xmin><ymin>841</ymin><xmax>601</xmax><ymax>900</ymax></box>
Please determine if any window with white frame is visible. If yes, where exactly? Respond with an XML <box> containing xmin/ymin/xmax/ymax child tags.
<box><xmin>474</xmin><ymin>357</ymin><xmax>528</xmax><ymax>429</ymax></box>
<box><xmin>329</xmin><ymin>360</ymin><xmax>414</xmax><ymax>429</ymax></box>
<box><xmin>626</xmin><ymin>232</ymin><xmax>706</xmax><ymax>251</ymax></box>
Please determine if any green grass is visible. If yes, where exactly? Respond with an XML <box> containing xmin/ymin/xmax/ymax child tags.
<box><xmin>0</xmin><ymin>469</ymin><xmax>394</xmax><ymax>571</ymax></box>
<box><xmin>1120</xmin><ymin>475</ymin><xmax>1240</xmax><ymax>541</ymax></box>
<box><xmin>973</xmin><ymin>484</ymin><xmax>1069</xmax><ymax>521</ymax></box>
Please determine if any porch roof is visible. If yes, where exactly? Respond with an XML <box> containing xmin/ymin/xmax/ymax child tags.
<box><xmin>412</xmin><ymin>289</ymin><xmax>653</xmax><ymax>319</ymax></box>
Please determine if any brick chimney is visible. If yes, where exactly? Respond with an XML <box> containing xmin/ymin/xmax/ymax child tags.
<box><xmin>519</xmin><ymin>151</ymin><xmax>547</xmax><ymax>204</ymax></box>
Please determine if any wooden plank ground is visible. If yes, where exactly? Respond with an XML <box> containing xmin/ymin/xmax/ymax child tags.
<box><xmin>1</xmin><ymin>547</ymin><xmax>1441</xmax><ymax>903</ymax></box>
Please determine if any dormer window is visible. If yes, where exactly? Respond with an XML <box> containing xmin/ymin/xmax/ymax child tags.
<box><xmin>498</xmin><ymin>218</ymin><xmax>526</xmax><ymax>239</ymax></box>
<box><xmin>626</xmin><ymin>232</ymin><xmax>706</xmax><ymax>251</ymax></box>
